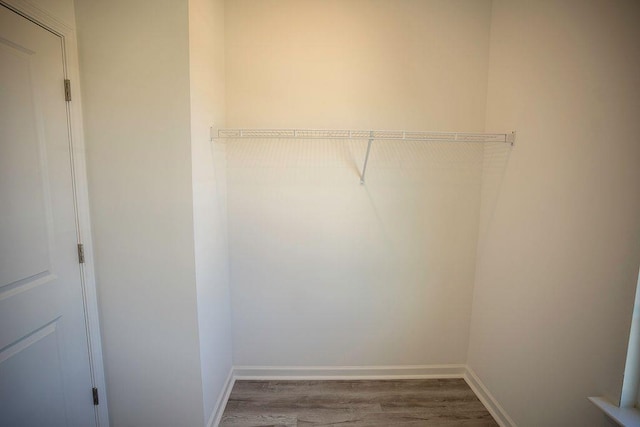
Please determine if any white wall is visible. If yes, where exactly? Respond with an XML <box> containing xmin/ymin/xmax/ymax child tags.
<box><xmin>225</xmin><ymin>0</ymin><xmax>493</xmax><ymax>366</ymax></box>
<box><xmin>188</xmin><ymin>0</ymin><xmax>233</xmax><ymax>423</ymax></box>
<box><xmin>468</xmin><ymin>1</ymin><xmax>640</xmax><ymax>426</ymax></box>
<box><xmin>75</xmin><ymin>1</ymin><xmax>206</xmax><ymax>425</ymax></box>
<box><xmin>225</xmin><ymin>0</ymin><xmax>491</xmax><ymax>131</ymax></box>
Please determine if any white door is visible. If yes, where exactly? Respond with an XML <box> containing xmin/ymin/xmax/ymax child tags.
<box><xmin>0</xmin><ymin>5</ymin><xmax>97</xmax><ymax>426</ymax></box>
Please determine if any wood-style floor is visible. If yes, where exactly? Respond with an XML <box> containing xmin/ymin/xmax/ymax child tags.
<box><xmin>219</xmin><ymin>379</ymin><xmax>498</xmax><ymax>426</ymax></box>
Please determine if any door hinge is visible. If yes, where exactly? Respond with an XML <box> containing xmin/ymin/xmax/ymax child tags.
<box><xmin>64</xmin><ymin>79</ymin><xmax>72</xmax><ymax>101</ymax></box>
<box><xmin>92</xmin><ymin>387</ymin><xmax>99</xmax><ymax>405</ymax></box>
<box><xmin>77</xmin><ymin>243</ymin><xmax>85</xmax><ymax>264</ymax></box>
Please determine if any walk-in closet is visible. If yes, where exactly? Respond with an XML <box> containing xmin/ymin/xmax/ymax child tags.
<box><xmin>3</xmin><ymin>0</ymin><xmax>637</xmax><ymax>426</ymax></box>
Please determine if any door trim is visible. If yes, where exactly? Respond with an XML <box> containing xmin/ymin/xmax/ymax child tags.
<box><xmin>0</xmin><ymin>1</ymin><xmax>109</xmax><ymax>426</ymax></box>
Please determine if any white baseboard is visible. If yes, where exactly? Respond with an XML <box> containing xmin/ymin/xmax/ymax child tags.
<box><xmin>207</xmin><ymin>368</ymin><xmax>235</xmax><ymax>427</ymax></box>
<box><xmin>233</xmin><ymin>364</ymin><xmax>466</xmax><ymax>380</ymax></box>
<box><xmin>464</xmin><ymin>366</ymin><xmax>517</xmax><ymax>427</ymax></box>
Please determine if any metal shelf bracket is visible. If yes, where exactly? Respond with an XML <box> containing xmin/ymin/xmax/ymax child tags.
<box><xmin>360</xmin><ymin>131</ymin><xmax>374</xmax><ymax>184</ymax></box>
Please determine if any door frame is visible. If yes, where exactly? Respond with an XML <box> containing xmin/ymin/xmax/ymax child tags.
<box><xmin>0</xmin><ymin>1</ymin><xmax>109</xmax><ymax>425</ymax></box>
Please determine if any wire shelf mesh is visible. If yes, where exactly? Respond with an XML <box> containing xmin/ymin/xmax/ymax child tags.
<box><xmin>218</xmin><ymin>129</ymin><xmax>514</xmax><ymax>144</ymax></box>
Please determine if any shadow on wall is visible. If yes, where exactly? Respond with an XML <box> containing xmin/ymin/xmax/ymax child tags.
<box><xmin>477</xmin><ymin>141</ymin><xmax>513</xmax><ymax>257</ymax></box>
<box><xmin>224</xmin><ymin>138</ymin><xmax>512</xmax><ymax>267</ymax></box>
<box><xmin>223</xmin><ymin>138</ymin><xmax>512</xmax><ymax>365</ymax></box>
<box><xmin>224</xmin><ymin>138</ymin><xmax>507</xmax><ymax>182</ymax></box>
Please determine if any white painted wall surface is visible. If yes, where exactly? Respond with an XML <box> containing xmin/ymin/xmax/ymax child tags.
<box><xmin>188</xmin><ymin>0</ymin><xmax>233</xmax><ymax>423</ymax></box>
<box><xmin>227</xmin><ymin>140</ymin><xmax>486</xmax><ymax>366</ymax></box>
<box><xmin>75</xmin><ymin>1</ymin><xmax>206</xmax><ymax>425</ymax></box>
<box><xmin>225</xmin><ymin>0</ymin><xmax>492</xmax><ymax>131</ymax></box>
<box><xmin>468</xmin><ymin>1</ymin><xmax>640</xmax><ymax>426</ymax></box>
<box><xmin>225</xmin><ymin>0</ymin><xmax>493</xmax><ymax>366</ymax></box>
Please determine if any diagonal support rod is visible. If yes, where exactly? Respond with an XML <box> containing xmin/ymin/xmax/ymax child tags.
<box><xmin>360</xmin><ymin>132</ymin><xmax>374</xmax><ymax>184</ymax></box>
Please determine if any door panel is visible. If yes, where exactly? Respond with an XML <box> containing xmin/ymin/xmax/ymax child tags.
<box><xmin>0</xmin><ymin>5</ymin><xmax>97</xmax><ymax>426</ymax></box>
<box><xmin>0</xmin><ymin>36</ymin><xmax>52</xmax><ymax>292</ymax></box>
<box><xmin>0</xmin><ymin>322</ymin><xmax>68</xmax><ymax>426</ymax></box>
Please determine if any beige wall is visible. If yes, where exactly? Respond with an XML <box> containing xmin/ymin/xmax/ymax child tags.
<box><xmin>468</xmin><ymin>1</ymin><xmax>640</xmax><ymax>425</ymax></box>
<box><xmin>188</xmin><ymin>0</ymin><xmax>233</xmax><ymax>423</ymax></box>
<box><xmin>225</xmin><ymin>0</ymin><xmax>492</xmax><ymax>131</ymax></box>
<box><xmin>75</xmin><ymin>1</ymin><xmax>206</xmax><ymax>425</ymax></box>
<box><xmin>224</xmin><ymin>0</ymin><xmax>494</xmax><ymax>366</ymax></box>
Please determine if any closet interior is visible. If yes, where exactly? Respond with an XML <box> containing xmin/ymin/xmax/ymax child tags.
<box><xmin>70</xmin><ymin>0</ymin><xmax>640</xmax><ymax>426</ymax></box>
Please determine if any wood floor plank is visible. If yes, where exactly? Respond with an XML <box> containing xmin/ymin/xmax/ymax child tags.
<box><xmin>221</xmin><ymin>414</ymin><xmax>297</xmax><ymax>427</ymax></box>
<box><xmin>219</xmin><ymin>379</ymin><xmax>498</xmax><ymax>426</ymax></box>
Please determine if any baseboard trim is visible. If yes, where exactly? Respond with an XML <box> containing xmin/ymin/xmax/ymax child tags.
<box><xmin>207</xmin><ymin>368</ymin><xmax>235</xmax><ymax>427</ymax></box>
<box><xmin>233</xmin><ymin>364</ymin><xmax>466</xmax><ymax>380</ymax></box>
<box><xmin>464</xmin><ymin>366</ymin><xmax>517</xmax><ymax>427</ymax></box>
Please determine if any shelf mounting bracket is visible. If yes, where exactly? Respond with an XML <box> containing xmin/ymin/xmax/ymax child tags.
<box><xmin>360</xmin><ymin>131</ymin><xmax>374</xmax><ymax>184</ymax></box>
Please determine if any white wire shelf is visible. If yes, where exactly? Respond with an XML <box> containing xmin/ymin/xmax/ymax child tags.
<box><xmin>217</xmin><ymin>128</ymin><xmax>515</xmax><ymax>144</ymax></box>
<box><xmin>216</xmin><ymin>128</ymin><xmax>515</xmax><ymax>184</ymax></box>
